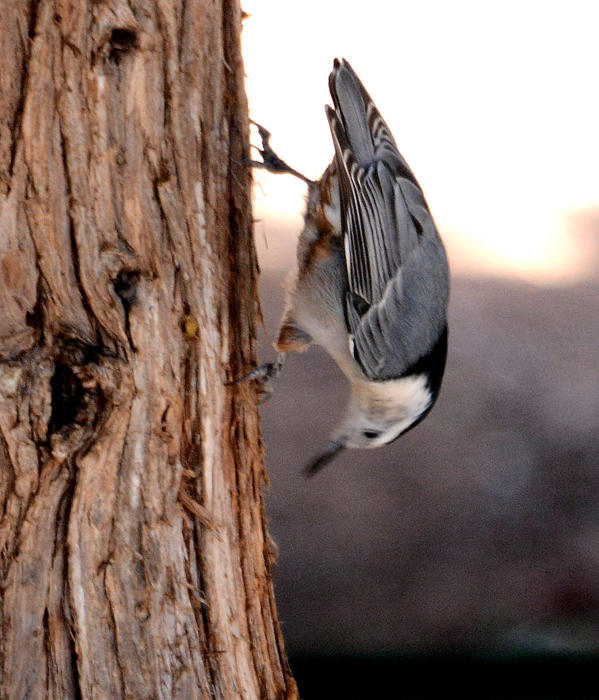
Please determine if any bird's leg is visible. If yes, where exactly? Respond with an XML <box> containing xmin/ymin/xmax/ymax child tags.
<box><xmin>248</xmin><ymin>120</ymin><xmax>314</xmax><ymax>185</ymax></box>
<box><xmin>228</xmin><ymin>352</ymin><xmax>286</xmax><ymax>401</ymax></box>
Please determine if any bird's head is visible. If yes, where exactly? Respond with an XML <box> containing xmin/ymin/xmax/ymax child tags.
<box><xmin>304</xmin><ymin>373</ymin><xmax>437</xmax><ymax>476</ymax></box>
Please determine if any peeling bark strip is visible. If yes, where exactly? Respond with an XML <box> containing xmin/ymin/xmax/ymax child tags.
<box><xmin>0</xmin><ymin>1</ymin><xmax>298</xmax><ymax>699</ymax></box>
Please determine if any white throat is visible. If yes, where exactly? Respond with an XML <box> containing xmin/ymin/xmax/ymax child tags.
<box><xmin>357</xmin><ymin>373</ymin><xmax>433</xmax><ymax>446</ymax></box>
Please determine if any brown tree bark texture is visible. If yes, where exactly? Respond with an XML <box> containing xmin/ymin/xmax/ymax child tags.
<box><xmin>0</xmin><ymin>1</ymin><xmax>298</xmax><ymax>699</ymax></box>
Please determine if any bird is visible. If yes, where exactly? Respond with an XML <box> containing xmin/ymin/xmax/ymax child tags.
<box><xmin>248</xmin><ymin>58</ymin><xmax>450</xmax><ymax>476</ymax></box>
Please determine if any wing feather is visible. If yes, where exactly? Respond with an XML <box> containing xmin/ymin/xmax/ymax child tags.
<box><xmin>327</xmin><ymin>59</ymin><xmax>449</xmax><ymax>380</ymax></box>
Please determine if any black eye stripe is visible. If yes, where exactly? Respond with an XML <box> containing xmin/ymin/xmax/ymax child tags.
<box><xmin>363</xmin><ymin>430</ymin><xmax>380</xmax><ymax>439</ymax></box>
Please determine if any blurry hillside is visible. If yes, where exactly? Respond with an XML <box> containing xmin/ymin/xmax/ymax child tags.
<box><xmin>256</xmin><ymin>212</ymin><xmax>599</xmax><ymax>656</ymax></box>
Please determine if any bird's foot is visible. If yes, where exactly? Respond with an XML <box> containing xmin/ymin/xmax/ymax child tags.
<box><xmin>248</xmin><ymin>120</ymin><xmax>314</xmax><ymax>185</ymax></box>
<box><xmin>228</xmin><ymin>353</ymin><xmax>285</xmax><ymax>402</ymax></box>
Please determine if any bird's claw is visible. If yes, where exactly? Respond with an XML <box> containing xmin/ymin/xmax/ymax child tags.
<box><xmin>248</xmin><ymin>121</ymin><xmax>314</xmax><ymax>185</ymax></box>
<box><xmin>228</xmin><ymin>354</ymin><xmax>285</xmax><ymax>402</ymax></box>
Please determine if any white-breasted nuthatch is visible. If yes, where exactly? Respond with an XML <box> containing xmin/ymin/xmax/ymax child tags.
<box><xmin>249</xmin><ymin>58</ymin><xmax>450</xmax><ymax>475</ymax></box>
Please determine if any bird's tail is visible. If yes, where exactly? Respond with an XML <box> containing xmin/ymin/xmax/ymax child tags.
<box><xmin>326</xmin><ymin>58</ymin><xmax>418</xmax><ymax>185</ymax></box>
<box><xmin>326</xmin><ymin>59</ymin><xmax>397</xmax><ymax>167</ymax></box>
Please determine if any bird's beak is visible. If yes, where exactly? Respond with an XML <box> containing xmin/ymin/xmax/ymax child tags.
<box><xmin>303</xmin><ymin>439</ymin><xmax>346</xmax><ymax>477</ymax></box>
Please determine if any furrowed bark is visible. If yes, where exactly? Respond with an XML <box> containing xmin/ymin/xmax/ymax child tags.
<box><xmin>0</xmin><ymin>1</ymin><xmax>298</xmax><ymax>698</ymax></box>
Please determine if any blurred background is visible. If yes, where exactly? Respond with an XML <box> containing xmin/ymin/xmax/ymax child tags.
<box><xmin>241</xmin><ymin>1</ymin><xmax>599</xmax><ymax>695</ymax></box>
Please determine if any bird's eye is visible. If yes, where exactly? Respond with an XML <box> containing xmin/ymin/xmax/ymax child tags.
<box><xmin>362</xmin><ymin>430</ymin><xmax>380</xmax><ymax>440</ymax></box>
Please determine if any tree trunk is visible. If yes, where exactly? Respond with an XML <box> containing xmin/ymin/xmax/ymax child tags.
<box><xmin>0</xmin><ymin>1</ymin><xmax>297</xmax><ymax>698</ymax></box>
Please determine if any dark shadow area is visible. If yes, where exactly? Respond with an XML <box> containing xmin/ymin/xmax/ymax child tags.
<box><xmin>289</xmin><ymin>652</ymin><xmax>598</xmax><ymax>700</ymax></box>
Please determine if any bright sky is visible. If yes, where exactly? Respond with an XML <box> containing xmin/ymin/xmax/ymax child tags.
<box><xmin>242</xmin><ymin>1</ymin><xmax>599</xmax><ymax>284</ymax></box>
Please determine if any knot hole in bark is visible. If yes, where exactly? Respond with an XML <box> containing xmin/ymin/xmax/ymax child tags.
<box><xmin>113</xmin><ymin>270</ymin><xmax>140</xmax><ymax>312</ymax></box>
<box><xmin>48</xmin><ymin>344</ymin><xmax>104</xmax><ymax>441</ymax></box>
<box><xmin>49</xmin><ymin>363</ymin><xmax>86</xmax><ymax>434</ymax></box>
<box><xmin>108</xmin><ymin>28</ymin><xmax>139</xmax><ymax>63</ymax></box>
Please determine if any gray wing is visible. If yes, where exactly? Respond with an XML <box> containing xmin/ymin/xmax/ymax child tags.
<box><xmin>326</xmin><ymin>59</ymin><xmax>449</xmax><ymax>381</ymax></box>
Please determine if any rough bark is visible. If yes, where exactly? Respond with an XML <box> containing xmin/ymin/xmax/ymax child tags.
<box><xmin>0</xmin><ymin>1</ymin><xmax>297</xmax><ymax>698</ymax></box>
